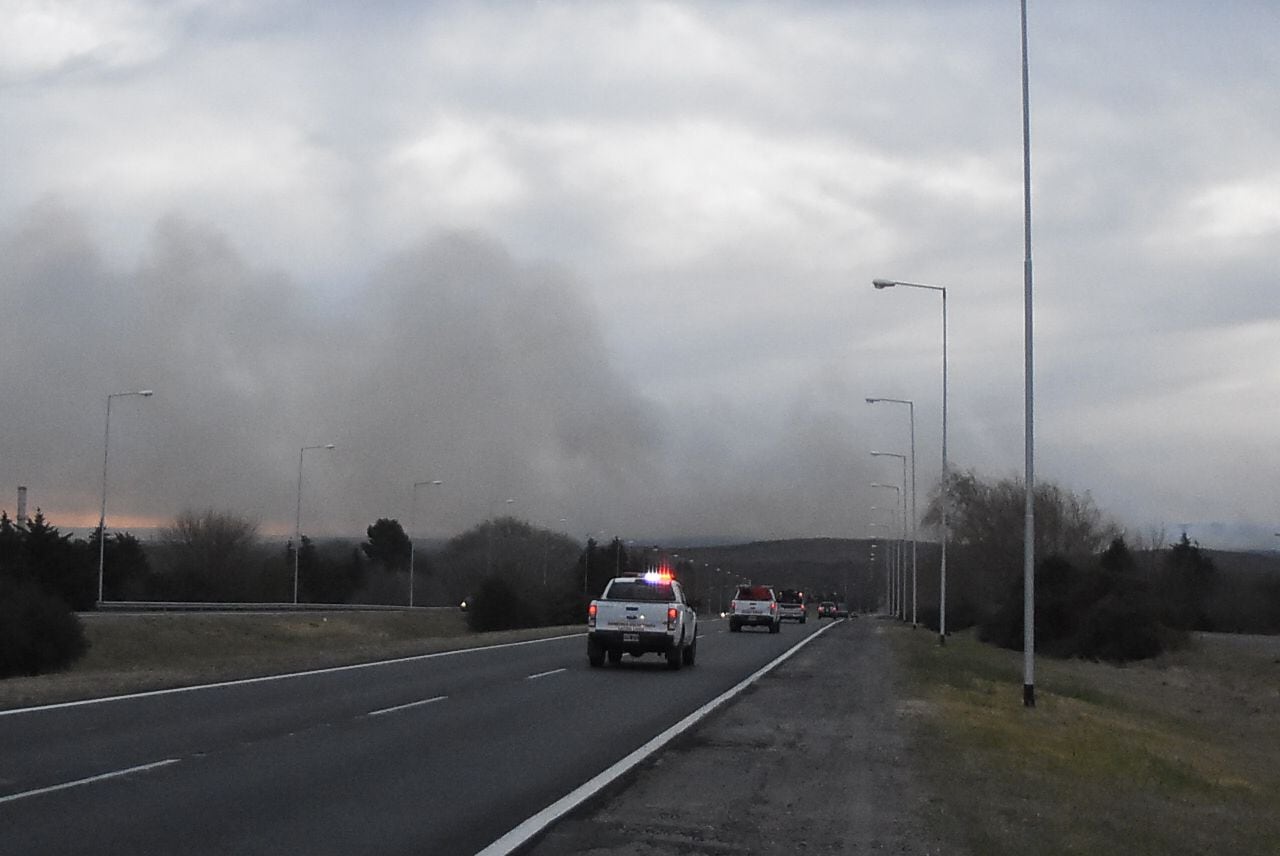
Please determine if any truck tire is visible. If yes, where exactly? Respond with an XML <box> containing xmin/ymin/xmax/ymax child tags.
<box><xmin>588</xmin><ymin>638</ymin><xmax>605</xmax><ymax>667</ymax></box>
<box><xmin>770</xmin><ymin>620</ymin><xmax>780</xmax><ymax>634</ymax></box>
<box><xmin>682</xmin><ymin>637</ymin><xmax>697</xmax><ymax>666</ymax></box>
<box><xmin>608</xmin><ymin>649</ymin><xmax>623</xmax><ymax>664</ymax></box>
<box><xmin>729</xmin><ymin>619</ymin><xmax>740</xmax><ymax>632</ymax></box>
<box><xmin>666</xmin><ymin>638</ymin><xmax>684</xmax><ymax>670</ymax></box>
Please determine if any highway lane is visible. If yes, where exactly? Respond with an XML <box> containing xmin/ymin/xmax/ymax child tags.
<box><xmin>0</xmin><ymin>617</ymin><xmax>831</xmax><ymax>855</ymax></box>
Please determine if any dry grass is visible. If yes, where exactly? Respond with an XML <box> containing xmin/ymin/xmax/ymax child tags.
<box><xmin>891</xmin><ymin>625</ymin><xmax>1280</xmax><ymax>856</ymax></box>
<box><xmin>0</xmin><ymin>611</ymin><xmax>581</xmax><ymax>710</ymax></box>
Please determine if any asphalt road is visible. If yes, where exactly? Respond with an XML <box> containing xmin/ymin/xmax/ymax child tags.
<box><xmin>0</xmin><ymin>617</ymin><xmax>828</xmax><ymax>856</ymax></box>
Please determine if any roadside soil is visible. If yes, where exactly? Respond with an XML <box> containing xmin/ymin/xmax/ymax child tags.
<box><xmin>528</xmin><ymin>617</ymin><xmax>955</xmax><ymax>856</ymax></box>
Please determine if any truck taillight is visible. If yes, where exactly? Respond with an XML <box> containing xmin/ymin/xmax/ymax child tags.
<box><xmin>588</xmin><ymin>602</ymin><xmax>597</xmax><ymax>628</ymax></box>
<box><xmin>770</xmin><ymin>601</ymin><xmax>777</xmax><ymax>612</ymax></box>
<box><xmin>667</xmin><ymin>606</ymin><xmax>678</xmax><ymax>630</ymax></box>
<box><xmin>730</xmin><ymin>600</ymin><xmax>737</xmax><ymax>611</ymax></box>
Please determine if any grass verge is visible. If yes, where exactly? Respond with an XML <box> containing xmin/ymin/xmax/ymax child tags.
<box><xmin>891</xmin><ymin>624</ymin><xmax>1280</xmax><ymax>856</ymax></box>
<box><xmin>0</xmin><ymin>610</ymin><xmax>581</xmax><ymax>711</ymax></box>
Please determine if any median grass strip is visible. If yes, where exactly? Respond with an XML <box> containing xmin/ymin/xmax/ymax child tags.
<box><xmin>0</xmin><ymin>611</ymin><xmax>581</xmax><ymax>710</ymax></box>
<box><xmin>890</xmin><ymin>624</ymin><xmax>1280</xmax><ymax>856</ymax></box>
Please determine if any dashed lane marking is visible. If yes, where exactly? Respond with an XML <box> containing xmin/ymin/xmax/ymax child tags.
<box><xmin>366</xmin><ymin>695</ymin><xmax>448</xmax><ymax>717</ymax></box>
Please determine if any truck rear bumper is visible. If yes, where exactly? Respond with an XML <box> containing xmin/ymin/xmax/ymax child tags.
<box><xmin>590</xmin><ymin>629</ymin><xmax>674</xmax><ymax>653</ymax></box>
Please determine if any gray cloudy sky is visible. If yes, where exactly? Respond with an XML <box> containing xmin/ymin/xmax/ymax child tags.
<box><xmin>1</xmin><ymin>1</ymin><xmax>1277</xmax><ymax>547</ymax></box>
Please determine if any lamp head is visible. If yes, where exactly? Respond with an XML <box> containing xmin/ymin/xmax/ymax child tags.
<box><xmin>138</xmin><ymin>390</ymin><xmax>154</xmax><ymax>397</ymax></box>
<box><xmin>872</xmin><ymin>279</ymin><xmax>897</xmax><ymax>289</ymax></box>
<box><xmin>324</xmin><ymin>444</ymin><xmax>336</xmax><ymax>450</ymax></box>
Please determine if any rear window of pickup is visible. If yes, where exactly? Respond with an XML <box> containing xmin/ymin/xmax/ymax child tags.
<box><xmin>604</xmin><ymin>581</ymin><xmax>677</xmax><ymax>602</ymax></box>
<box><xmin>735</xmin><ymin>585</ymin><xmax>773</xmax><ymax>601</ymax></box>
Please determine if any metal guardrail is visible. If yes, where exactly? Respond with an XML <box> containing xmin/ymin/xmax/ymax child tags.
<box><xmin>86</xmin><ymin>601</ymin><xmax>458</xmax><ymax>614</ymax></box>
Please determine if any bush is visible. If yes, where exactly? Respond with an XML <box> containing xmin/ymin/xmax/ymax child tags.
<box><xmin>466</xmin><ymin>576</ymin><xmax>532</xmax><ymax>632</ymax></box>
<box><xmin>0</xmin><ymin>578</ymin><xmax>88</xmax><ymax>678</ymax></box>
<box><xmin>1072</xmin><ymin>591</ymin><xmax>1183</xmax><ymax>662</ymax></box>
<box><xmin>916</xmin><ymin>598</ymin><xmax>982</xmax><ymax>635</ymax></box>
<box><xmin>979</xmin><ymin>539</ymin><xmax>1182</xmax><ymax>663</ymax></box>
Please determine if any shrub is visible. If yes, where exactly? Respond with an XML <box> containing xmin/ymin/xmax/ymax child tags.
<box><xmin>916</xmin><ymin>598</ymin><xmax>982</xmax><ymax>635</ymax></box>
<box><xmin>1072</xmin><ymin>590</ymin><xmax>1183</xmax><ymax>663</ymax></box>
<box><xmin>0</xmin><ymin>578</ymin><xmax>88</xmax><ymax>678</ymax></box>
<box><xmin>466</xmin><ymin>576</ymin><xmax>531</xmax><ymax>632</ymax></box>
<box><xmin>979</xmin><ymin>539</ymin><xmax>1182</xmax><ymax>663</ymax></box>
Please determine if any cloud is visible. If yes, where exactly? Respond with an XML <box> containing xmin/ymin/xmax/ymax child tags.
<box><xmin>0</xmin><ymin>204</ymin><xmax>888</xmax><ymax>540</ymax></box>
<box><xmin>2</xmin><ymin>3</ymin><xmax>1279</xmax><ymax>548</ymax></box>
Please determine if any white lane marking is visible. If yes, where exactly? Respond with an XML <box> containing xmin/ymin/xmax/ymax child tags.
<box><xmin>696</xmin><ymin>634</ymin><xmax>706</xmax><ymax>639</ymax></box>
<box><xmin>0</xmin><ymin>759</ymin><xmax>180</xmax><ymax>806</ymax></box>
<box><xmin>366</xmin><ymin>695</ymin><xmax>448</xmax><ymax>717</ymax></box>
<box><xmin>475</xmin><ymin>619</ymin><xmax>841</xmax><ymax>856</ymax></box>
<box><xmin>526</xmin><ymin>668</ymin><xmax>567</xmax><ymax>681</ymax></box>
<box><xmin>1</xmin><ymin>633</ymin><xmax>585</xmax><ymax>718</ymax></box>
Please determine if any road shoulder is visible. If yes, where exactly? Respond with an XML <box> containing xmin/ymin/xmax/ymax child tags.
<box><xmin>528</xmin><ymin>618</ymin><xmax>955</xmax><ymax>855</ymax></box>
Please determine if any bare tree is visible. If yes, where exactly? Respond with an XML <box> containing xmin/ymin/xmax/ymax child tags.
<box><xmin>157</xmin><ymin>509</ymin><xmax>263</xmax><ymax>601</ymax></box>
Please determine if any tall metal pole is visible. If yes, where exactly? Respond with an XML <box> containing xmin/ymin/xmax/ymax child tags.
<box><xmin>294</xmin><ymin>449</ymin><xmax>304</xmax><ymax>605</ymax></box>
<box><xmin>871</xmin><ymin>450</ymin><xmax>909</xmax><ymax>621</ymax></box>
<box><xmin>872</xmin><ymin>483</ymin><xmax>902</xmax><ymax>619</ymax></box>
<box><xmin>872</xmin><ymin>281</ymin><xmax>948</xmax><ymax>642</ymax></box>
<box><xmin>899</xmin><ymin>454</ymin><xmax>909</xmax><ymax>623</ymax></box>
<box><xmin>940</xmin><ymin>289</ymin><xmax>949</xmax><ymax>643</ymax></box>
<box><xmin>907</xmin><ymin>403</ymin><xmax>918</xmax><ymax>627</ymax></box>
<box><xmin>97</xmin><ymin>390</ymin><xmax>153</xmax><ymax>606</ymax></box>
<box><xmin>1020</xmin><ymin>0</ymin><xmax>1037</xmax><ymax>708</ymax></box>
<box><xmin>97</xmin><ymin>395</ymin><xmax>115</xmax><ymax>606</ymax></box>
<box><xmin>870</xmin><ymin>522</ymin><xmax>889</xmax><ymax>614</ymax></box>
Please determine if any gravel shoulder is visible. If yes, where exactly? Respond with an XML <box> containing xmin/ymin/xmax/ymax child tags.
<box><xmin>527</xmin><ymin>617</ymin><xmax>954</xmax><ymax>856</ymax></box>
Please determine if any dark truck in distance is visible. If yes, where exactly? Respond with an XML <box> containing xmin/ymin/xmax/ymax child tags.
<box><xmin>587</xmin><ymin>572</ymin><xmax>698</xmax><ymax>669</ymax></box>
<box><xmin>776</xmin><ymin>588</ymin><xmax>806</xmax><ymax>623</ymax></box>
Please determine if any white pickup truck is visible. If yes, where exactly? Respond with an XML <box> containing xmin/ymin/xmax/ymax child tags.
<box><xmin>587</xmin><ymin>572</ymin><xmax>698</xmax><ymax>669</ymax></box>
<box><xmin>729</xmin><ymin>583</ymin><xmax>780</xmax><ymax>633</ymax></box>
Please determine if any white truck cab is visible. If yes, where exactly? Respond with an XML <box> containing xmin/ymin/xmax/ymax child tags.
<box><xmin>587</xmin><ymin>572</ymin><xmax>698</xmax><ymax>669</ymax></box>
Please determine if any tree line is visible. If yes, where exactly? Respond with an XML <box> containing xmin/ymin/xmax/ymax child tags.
<box><xmin>921</xmin><ymin>469</ymin><xmax>1280</xmax><ymax>661</ymax></box>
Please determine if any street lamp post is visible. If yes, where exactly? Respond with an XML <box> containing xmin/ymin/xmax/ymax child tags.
<box><xmin>294</xmin><ymin>443</ymin><xmax>335</xmax><ymax>605</ymax></box>
<box><xmin>1019</xmin><ymin>0</ymin><xmax>1037</xmax><ymax>709</ymax></box>
<box><xmin>868</xmin><ymin>398</ymin><xmax>918</xmax><ymax>627</ymax></box>
<box><xmin>872</xmin><ymin>451</ymin><xmax>912</xmax><ymax>627</ymax></box>
<box><xmin>871</xmin><ymin>483</ymin><xmax>904</xmax><ymax>619</ymax></box>
<box><xmin>870</xmin><ymin>518</ymin><xmax>887</xmax><ymax>615</ymax></box>
<box><xmin>873</xmin><ymin>277</ymin><xmax>948</xmax><ymax>644</ymax></box>
<box><xmin>869</xmin><ymin>524</ymin><xmax>890</xmax><ymax>615</ymax></box>
<box><xmin>409</xmin><ymin>479</ymin><xmax>444</xmax><ymax>607</ymax></box>
<box><xmin>97</xmin><ymin>389</ymin><xmax>154</xmax><ymax>606</ymax></box>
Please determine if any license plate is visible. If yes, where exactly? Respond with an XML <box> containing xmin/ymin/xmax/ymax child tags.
<box><xmin>623</xmin><ymin>633</ymin><xmax>639</xmax><ymax>643</ymax></box>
